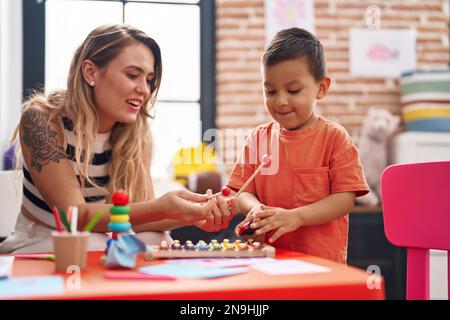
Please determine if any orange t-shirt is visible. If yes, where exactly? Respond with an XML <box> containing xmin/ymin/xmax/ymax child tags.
<box><xmin>227</xmin><ymin>116</ymin><xmax>369</xmax><ymax>264</ymax></box>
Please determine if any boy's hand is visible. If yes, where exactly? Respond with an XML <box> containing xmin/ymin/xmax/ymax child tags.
<box><xmin>234</xmin><ymin>203</ymin><xmax>263</xmax><ymax>237</ymax></box>
<box><xmin>251</xmin><ymin>205</ymin><xmax>303</xmax><ymax>243</ymax></box>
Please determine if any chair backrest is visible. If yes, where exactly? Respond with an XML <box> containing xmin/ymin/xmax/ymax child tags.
<box><xmin>188</xmin><ymin>171</ymin><xmax>222</xmax><ymax>194</ymax></box>
<box><xmin>0</xmin><ymin>170</ymin><xmax>22</xmax><ymax>238</ymax></box>
<box><xmin>2</xmin><ymin>142</ymin><xmax>17</xmax><ymax>170</ymax></box>
<box><xmin>381</xmin><ymin>161</ymin><xmax>450</xmax><ymax>299</ymax></box>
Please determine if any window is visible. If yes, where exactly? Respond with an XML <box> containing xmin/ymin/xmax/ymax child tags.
<box><xmin>0</xmin><ymin>0</ymin><xmax>22</xmax><ymax>161</ymax></box>
<box><xmin>22</xmin><ymin>0</ymin><xmax>215</xmax><ymax>179</ymax></box>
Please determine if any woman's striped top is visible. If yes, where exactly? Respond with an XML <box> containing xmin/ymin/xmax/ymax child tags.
<box><xmin>22</xmin><ymin>116</ymin><xmax>112</xmax><ymax>227</ymax></box>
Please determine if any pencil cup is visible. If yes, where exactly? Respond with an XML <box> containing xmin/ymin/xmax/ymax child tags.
<box><xmin>52</xmin><ymin>231</ymin><xmax>90</xmax><ymax>272</ymax></box>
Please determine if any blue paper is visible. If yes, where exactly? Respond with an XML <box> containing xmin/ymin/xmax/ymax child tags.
<box><xmin>105</xmin><ymin>234</ymin><xmax>146</xmax><ymax>269</ymax></box>
<box><xmin>105</xmin><ymin>240</ymin><xmax>136</xmax><ymax>269</ymax></box>
<box><xmin>139</xmin><ymin>264</ymin><xmax>248</xmax><ymax>279</ymax></box>
<box><xmin>0</xmin><ymin>257</ymin><xmax>14</xmax><ymax>279</ymax></box>
<box><xmin>119</xmin><ymin>234</ymin><xmax>146</xmax><ymax>254</ymax></box>
<box><xmin>0</xmin><ymin>276</ymin><xmax>64</xmax><ymax>298</ymax></box>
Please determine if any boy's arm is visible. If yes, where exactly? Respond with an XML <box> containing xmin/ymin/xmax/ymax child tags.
<box><xmin>235</xmin><ymin>191</ymin><xmax>262</xmax><ymax>215</ymax></box>
<box><xmin>232</xmin><ymin>191</ymin><xmax>265</xmax><ymax>238</ymax></box>
<box><xmin>252</xmin><ymin>192</ymin><xmax>356</xmax><ymax>243</ymax></box>
<box><xmin>292</xmin><ymin>191</ymin><xmax>355</xmax><ymax>227</ymax></box>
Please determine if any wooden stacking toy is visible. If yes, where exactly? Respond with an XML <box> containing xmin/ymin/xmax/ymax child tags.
<box><xmin>105</xmin><ymin>190</ymin><xmax>131</xmax><ymax>254</ymax></box>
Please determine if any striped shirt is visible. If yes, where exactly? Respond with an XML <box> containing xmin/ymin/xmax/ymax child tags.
<box><xmin>22</xmin><ymin>116</ymin><xmax>112</xmax><ymax>227</ymax></box>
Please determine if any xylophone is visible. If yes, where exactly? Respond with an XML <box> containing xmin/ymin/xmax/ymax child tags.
<box><xmin>144</xmin><ymin>239</ymin><xmax>275</xmax><ymax>260</ymax></box>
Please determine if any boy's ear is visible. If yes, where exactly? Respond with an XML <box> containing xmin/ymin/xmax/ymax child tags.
<box><xmin>316</xmin><ymin>76</ymin><xmax>331</xmax><ymax>100</ymax></box>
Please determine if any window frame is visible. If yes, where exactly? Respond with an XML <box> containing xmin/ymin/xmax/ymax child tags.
<box><xmin>22</xmin><ymin>0</ymin><xmax>216</xmax><ymax>134</ymax></box>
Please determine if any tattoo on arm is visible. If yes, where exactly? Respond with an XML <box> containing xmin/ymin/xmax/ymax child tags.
<box><xmin>21</xmin><ymin>108</ymin><xmax>66</xmax><ymax>173</ymax></box>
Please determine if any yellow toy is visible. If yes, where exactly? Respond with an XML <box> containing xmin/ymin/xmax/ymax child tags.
<box><xmin>172</xmin><ymin>143</ymin><xmax>217</xmax><ymax>186</ymax></box>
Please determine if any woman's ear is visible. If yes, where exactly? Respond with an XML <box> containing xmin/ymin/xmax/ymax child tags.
<box><xmin>316</xmin><ymin>75</ymin><xmax>331</xmax><ymax>100</ymax></box>
<box><xmin>81</xmin><ymin>59</ymin><xmax>98</xmax><ymax>86</ymax></box>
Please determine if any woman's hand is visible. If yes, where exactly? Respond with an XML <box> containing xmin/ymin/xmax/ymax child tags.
<box><xmin>156</xmin><ymin>189</ymin><xmax>211</xmax><ymax>224</ymax></box>
<box><xmin>251</xmin><ymin>205</ymin><xmax>304</xmax><ymax>243</ymax></box>
<box><xmin>195</xmin><ymin>189</ymin><xmax>223</xmax><ymax>232</ymax></box>
<box><xmin>195</xmin><ymin>190</ymin><xmax>239</xmax><ymax>232</ymax></box>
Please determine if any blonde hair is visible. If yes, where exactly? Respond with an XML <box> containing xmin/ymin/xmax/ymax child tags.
<box><xmin>12</xmin><ymin>24</ymin><xmax>162</xmax><ymax>202</ymax></box>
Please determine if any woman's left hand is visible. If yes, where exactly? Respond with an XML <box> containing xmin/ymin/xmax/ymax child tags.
<box><xmin>251</xmin><ymin>205</ymin><xmax>303</xmax><ymax>243</ymax></box>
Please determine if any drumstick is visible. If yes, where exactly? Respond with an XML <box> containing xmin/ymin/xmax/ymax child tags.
<box><xmin>234</xmin><ymin>154</ymin><xmax>272</xmax><ymax>199</ymax></box>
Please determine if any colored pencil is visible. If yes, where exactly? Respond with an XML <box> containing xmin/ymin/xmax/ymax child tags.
<box><xmin>52</xmin><ymin>206</ymin><xmax>64</xmax><ymax>232</ymax></box>
<box><xmin>59</xmin><ymin>208</ymin><xmax>71</xmax><ymax>232</ymax></box>
<box><xmin>70</xmin><ymin>206</ymin><xmax>78</xmax><ymax>234</ymax></box>
<box><xmin>83</xmin><ymin>209</ymin><xmax>105</xmax><ymax>232</ymax></box>
<box><xmin>67</xmin><ymin>206</ymin><xmax>72</xmax><ymax>223</ymax></box>
<box><xmin>14</xmin><ymin>254</ymin><xmax>55</xmax><ymax>261</ymax></box>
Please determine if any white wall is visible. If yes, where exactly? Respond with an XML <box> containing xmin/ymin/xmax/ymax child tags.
<box><xmin>0</xmin><ymin>0</ymin><xmax>22</xmax><ymax>168</ymax></box>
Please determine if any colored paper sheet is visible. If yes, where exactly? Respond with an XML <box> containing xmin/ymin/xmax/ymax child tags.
<box><xmin>0</xmin><ymin>275</ymin><xmax>64</xmax><ymax>298</ymax></box>
<box><xmin>0</xmin><ymin>256</ymin><xmax>14</xmax><ymax>279</ymax></box>
<box><xmin>250</xmin><ymin>259</ymin><xmax>330</xmax><ymax>275</ymax></box>
<box><xmin>104</xmin><ymin>271</ymin><xmax>175</xmax><ymax>281</ymax></box>
<box><xmin>166</xmin><ymin>257</ymin><xmax>275</xmax><ymax>268</ymax></box>
<box><xmin>139</xmin><ymin>264</ymin><xmax>248</xmax><ymax>279</ymax></box>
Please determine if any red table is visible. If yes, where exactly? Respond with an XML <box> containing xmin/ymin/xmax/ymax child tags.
<box><xmin>8</xmin><ymin>248</ymin><xmax>384</xmax><ymax>299</ymax></box>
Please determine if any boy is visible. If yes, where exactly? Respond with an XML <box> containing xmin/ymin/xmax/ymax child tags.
<box><xmin>228</xmin><ymin>28</ymin><xmax>369</xmax><ymax>264</ymax></box>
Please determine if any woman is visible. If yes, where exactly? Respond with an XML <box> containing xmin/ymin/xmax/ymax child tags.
<box><xmin>0</xmin><ymin>24</ymin><xmax>234</xmax><ymax>254</ymax></box>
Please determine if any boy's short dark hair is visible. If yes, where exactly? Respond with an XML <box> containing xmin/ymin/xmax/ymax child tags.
<box><xmin>262</xmin><ymin>27</ymin><xmax>326</xmax><ymax>81</ymax></box>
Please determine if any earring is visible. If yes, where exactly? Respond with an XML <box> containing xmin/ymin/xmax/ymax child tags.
<box><xmin>89</xmin><ymin>80</ymin><xmax>95</xmax><ymax>87</ymax></box>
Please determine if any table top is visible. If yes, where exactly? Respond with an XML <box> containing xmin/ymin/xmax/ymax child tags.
<box><xmin>7</xmin><ymin>248</ymin><xmax>385</xmax><ymax>300</ymax></box>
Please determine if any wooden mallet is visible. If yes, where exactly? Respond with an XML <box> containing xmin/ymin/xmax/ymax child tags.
<box><xmin>236</xmin><ymin>154</ymin><xmax>272</xmax><ymax>236</ymax></box>
<box><xmin>234</xmin><ymin>154</ymin><xmax>272</xmax><ymax>199</ymax></box>
<box><xmin>207</xmin><ymin>186</ymin><xmax>232</xmax><ymax>200</ymax></box>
